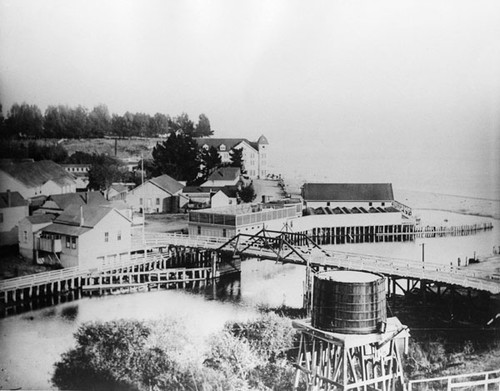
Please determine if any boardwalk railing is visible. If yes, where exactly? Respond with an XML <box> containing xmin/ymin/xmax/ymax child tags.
<box><xmin>408</xmin><ymin>369</ymin><xmax>500</xmax><ymax>390</ymax></box>
<box><xmin>0</xmin><ymin>251</ymin><xmax>166</xmax><ymax>291</ymax></box>
<box><xmin>2</xmin><ymin>232</ymin><xmax>500</xmax><ymax>295</ymax></box>
<box><xmin>131</xmin><ymin>232</ymin><xmax>500</xmax><ymax>294</ymax></box>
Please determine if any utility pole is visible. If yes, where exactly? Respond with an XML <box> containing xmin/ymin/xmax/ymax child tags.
<box><xmin>420</xmin><ymin>243</ymin><xmax>425</xmax><ymax>268</ymax></box>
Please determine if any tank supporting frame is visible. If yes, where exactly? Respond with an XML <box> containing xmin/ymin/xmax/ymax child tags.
<box><xmin>293</xmin><ymin>319</ymin><xmax>408</xmax><ymax>391</ymax></box>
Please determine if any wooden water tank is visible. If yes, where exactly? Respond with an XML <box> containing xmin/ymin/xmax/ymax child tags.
<box><xmin>312</xmin><ymin>271</ymin><xmax>386</xmax><ymax>334</ymax></box>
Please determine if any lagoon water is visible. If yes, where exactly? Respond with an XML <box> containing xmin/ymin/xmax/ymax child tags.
<box><xmin>0</xmin><ymin>210</ymin><xmax>499</xmax><ymax>389</ymax></box>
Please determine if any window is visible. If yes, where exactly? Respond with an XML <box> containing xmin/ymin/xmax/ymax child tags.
<box><xmin>117</xmin><ymin>230</ymin><xmax>122</xmax><ymax>241</ymax></box>
<box><xmin>66</xmin><ymin>236</ymin><xmax>70</xmax><ymax>248</ymax></box>
<box><xmin>156</xmin><ymin>198</ymin><xmax>160</xmax><ymax>205</ymax></box>
<box><xmin>381</xmin><ymin>202</ymin><xmax>385</xmax><ymax>206</ymax></box>
<box><xmin>0</xmin><ymin>213</ymin><xmax>3</xmax><ymax>223</ymax></box>
<box><xmin>222</xmin><ymin>229</ymin><xmax>227</xmax><ymax>237</ymax></box>
<box><xmin>327</xmin><ymin>202</ymin><xmax>331</xmax><ymax>207</ymax></box>
<box><xmin>104</xmin><ymin>232</ymin><xmax>109</xmax><ymax>242</ymax></box>
<box><xmin>369</xmin><ymin>202</ymin><xmax>373</xmax><ymax>207</ymax></box>
<box><xmin>197</xmin><ymin>226</ymin><xmax>201</xmax><ymax>235</ymax></box>
<box><xmin>71</xmin><ymin>237</ymin><xmax>77</xmax><ymax>249</ymax></box>
<box><xmin>23</xmin><ymin>231</ymin><xmax>28</xmax><ymax>242</ymax></box>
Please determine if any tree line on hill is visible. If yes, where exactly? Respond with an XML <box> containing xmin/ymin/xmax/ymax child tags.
<box><xmin>0</xmin><ymin>102</ymin><xmax>213</xmax><ymax>139</ymax></box>
<box><xmin>0</xmin><ymin>109</ymin><xmax>256</xmax><ymax>201</ymax></box>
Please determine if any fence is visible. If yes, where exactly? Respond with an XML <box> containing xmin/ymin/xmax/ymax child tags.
<box><xmin>408</xmin><ymin>369</ymin><xmax>500</xmax><ymax>391</ymax></box>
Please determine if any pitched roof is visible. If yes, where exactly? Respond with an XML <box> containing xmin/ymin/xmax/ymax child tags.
<box><xmin>0</xmin><ymin>191</ymin><xmax>28</xmax><ymax>208</ymax></box>
<box><xmin>45</xmin><ymin>193</ymin><xmax>85</xmax><ymax>209</ymax></box>
<box><xmin>302</xmin><ymin>183</ymin><xmax>394</xmax><ymax>202</ymax></box>
<box><xmin>195</xmin><ymin>138</ymin><xmax>258</xmax><ymax>152</ymax></box>
<box><xmin>43</xmin><ymin>191</ymin><xmax>107</xmax><ymax>210</ymax></box>
<box><xmin>182</xmin><ymin>186</ymin><xmax>210</xmax><ymax>194</ymax></box>
<box><xmin>0</xmin><ymin>160</ymin><xmax>76</xmax><ymax>188</ymax></box>
<box><xmin>206</xmin><ymin>167</ymin><xmax>241</xmax><ymax>182</ymax></box>
<box><xmin>54</xmin><ymin>204</ymin><xmax>114</xmax><ymax>227</ymax></box>
<box><xmin>43</xmin><ymin>205</ymin><xmax>130</xmax><ymax>236</ymax></box>
<box><xmin>109</xmin><ymin>183</ymin><xmax>128</xmax><ymax>193</ymax></box>
<box><xmin>217</xmin><ymin>186</ymin><xmax>239</xmax><ymax>198</ymax></box>
<box><xmin>25</xmin><ymin>214</ymin><xmax>56</xmax><ymax>224</ymax></box>
<box><xmin>149</xmin><ymin>174</ymin><xmax>184</xmax><ymax>195</ymax></box>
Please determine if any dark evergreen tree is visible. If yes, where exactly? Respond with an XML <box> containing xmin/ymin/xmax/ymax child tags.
<box><xmin>238</xmin><ymin>182</ymin><xmax>257</xmax><ymax>203</ymax></box>
<box><xmin>199</xmin><ymin>146</ymin><xmax>222</xmax><ymax>183</ymax></box>
<box><xmin>151</xmin><ymin>132</ymin><xmax>200</xmax><ymax>183</ymax></box>
<box><xmin>229</xmin><ymin>147</ymin><xmax>244</xmax><ymax>170</ymax></box>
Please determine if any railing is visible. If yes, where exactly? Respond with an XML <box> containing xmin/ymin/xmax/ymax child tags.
<box><xmin>408</xmin><ymin>369</ymin><xmax>500</xmax><ymax>390</ymax></box>
<box><xmin>3</xmin><ymin>232</ymin><xmax>500</xmax><ymax>295</ymax></box>
<box><xmin>392</xmin><ymin>200</ymin><xmax>413</xmax><ymax>216</ymax></box>
<box><xmin>0</xmin><ymin>251</ymin><xmax>167</xmax><ymax>291</ymax></box>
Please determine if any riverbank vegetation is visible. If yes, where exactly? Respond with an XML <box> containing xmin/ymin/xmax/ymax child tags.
<box><xmin>52</xmin><ymin>313</ymin><xmax>301</xmax><ymax>391</ymax></box>
<box><xmin>51</xmin><ymin>305</ymin><xmax>500</xmax><ymax>390</ymax></box>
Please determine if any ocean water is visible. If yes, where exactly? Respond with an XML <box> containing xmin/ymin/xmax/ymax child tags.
<box><xmin>266</xmin><ymin>139</ymin><xmax>500</xmax><ymax>201</ymax></box>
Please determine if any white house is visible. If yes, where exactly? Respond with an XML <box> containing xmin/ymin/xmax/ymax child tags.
<box><xmin>195</xmin><ymin>135</ymin><xmax>269</xmax><ymax>179</ymax></box>
<box><xmin>126</xmin><ymin>174</ymin><xmax>186</xmax><ymax>213</ymax></box>
<box><xmin>201</xmin><ymin>167</ymin><xmax>241</xmax><ymax>188</ymax></box>
<box><xmin>18</xmin><ymin>214</ymin><xmax>56</xmax><ymax>260</ymax></box>
<box><xmin>37</xmin><ymin>205</ymin><xmax>132</xmax><ymax>268</ymax></box>
<box><xmin>0</xmin><ymin>160</ymin><xmax>77</xmax><ymax>199</ymax></box>
<box><xmin>0</xmin><ymin>191</ymin><xmax>29</xmax><ymax>246</ymax></box>
<box><xmin>211</xmin><ymin>187</ymin><xmax>238</xmax><ymax>208</ymax></box>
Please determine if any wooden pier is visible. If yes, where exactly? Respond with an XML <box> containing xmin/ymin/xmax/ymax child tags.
<box><xmin>287</xmin><ymin>222</ymin><xmax>493</xmax><ymax>246</ymax></box>
<box><xmin>0</xmin><ymin>243</ymin><xmax>239</xmax><ymax>317</ymax></box>
<box><xmin>1</xmin><ymin>231</ymin><xmax>499</xmax><ymax>317</ymax></box>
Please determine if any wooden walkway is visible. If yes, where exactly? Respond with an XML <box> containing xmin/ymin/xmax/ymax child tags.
<box><xmin>1</xmin><ymin>231</ymin><xmax>499</xmax><ymax>310</ymax></box>
<box><xmin>137</xmin><ymin>233</ymin><xmax>500</xmax><ymax>294</ymax></box>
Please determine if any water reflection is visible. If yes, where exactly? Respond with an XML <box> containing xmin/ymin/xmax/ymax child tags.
<box><xmin>0</xmin><ymin>210</ymin><xmax>498</xmax><ymax>389</ymax></box>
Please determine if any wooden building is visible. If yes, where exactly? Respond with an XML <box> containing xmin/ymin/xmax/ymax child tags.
<box><xmin>0</xmin><ymin>191</ymin><xmax>29</xmax><ymax>246</ymax></box>
<box><xmin>126</xmin><ymin>174</ymin><xmax>186</xmax><ymax>213</ymax></box>
<box><xmin>0</xmin><ymin>160</ymin><xmax>77</xmax><ymax>199</ymax></box>
<box><xmin>36</xmin><ymin>205</ymin><xmax>132</xmax><ymax>268</ymax></box>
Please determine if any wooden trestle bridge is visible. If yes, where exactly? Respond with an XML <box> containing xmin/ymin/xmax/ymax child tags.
<box><xmin>1</xmin><ymin>229</ymin><xmax>499</xmax><ymax>316</ymax></box>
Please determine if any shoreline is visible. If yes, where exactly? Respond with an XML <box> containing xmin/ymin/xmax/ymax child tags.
<box><xmin>281</xmin><ymin>177</ymin><xmax>500</xmax><ymax>220</ymax></box>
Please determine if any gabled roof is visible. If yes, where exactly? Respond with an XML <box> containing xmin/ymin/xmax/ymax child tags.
<box><xmin>54</xmin><ymin>204</ymin><xmax>115</xmax><ymax>228</ymax></box>
<box><xmin>182</xmin><ymin>186</ymin><xmax>210</xmax><ymax>194</ymax></box>
<box><xmin>0</xmin><ymin>191</ymin><xmax>28</xmax><ymax>208</ymax></box>
<box><xmin>149</xmin><ymin>174</ymin><xmax>184</xmax><ymax>195</ymax></box>
<box><xmin>43</xmin><ymin>191</ymin><xmax>107</xmax><ymax>210</ymax></box>
<box><xmin>217</xmin><ymin>186</ymin><xmax>239</xmax><ymax>198</ymax></box>
<box><xmin>206</xmin><ymin>167</ymin><xmax>241</xmax><ymax>182</ymax></box>
<box><xmin>302</xmin><ymin>183</ymin><xmax>394</xmax><ymax>202</ymax></box>
<box><xmin>0</xmin><ymin>160</ymin><xmax>76</xmax><ymax>188</ymax></box>
<box><xmin>195</xmin><ymin>138</ymin><xmax>258</xmax><ymax>152</ymax></box>
<box><xmin>109</xmin><ymin>183</ymin><xmax>128</xmax><ymax>194</ymax></box>
<box><xmin>24</xmin><ymin>214</ymin><xmax>56</xmax><ymax>224</ymax></box>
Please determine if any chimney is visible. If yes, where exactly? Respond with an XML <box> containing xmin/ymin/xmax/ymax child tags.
<box><xmin>7</xmin><ymin>190</ymin><xmax>11</xmax><ymax>207</ymax></box>
<box><xmin>80</xmin><ymin>205</ymin><xmax>84</xmax><ymax>227</ymax></box>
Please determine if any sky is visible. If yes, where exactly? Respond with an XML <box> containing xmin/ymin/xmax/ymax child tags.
<box><xmin>1</xmin><ymin>0</ymin><xmax>499</xmax><ymax>198</ymax></box>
